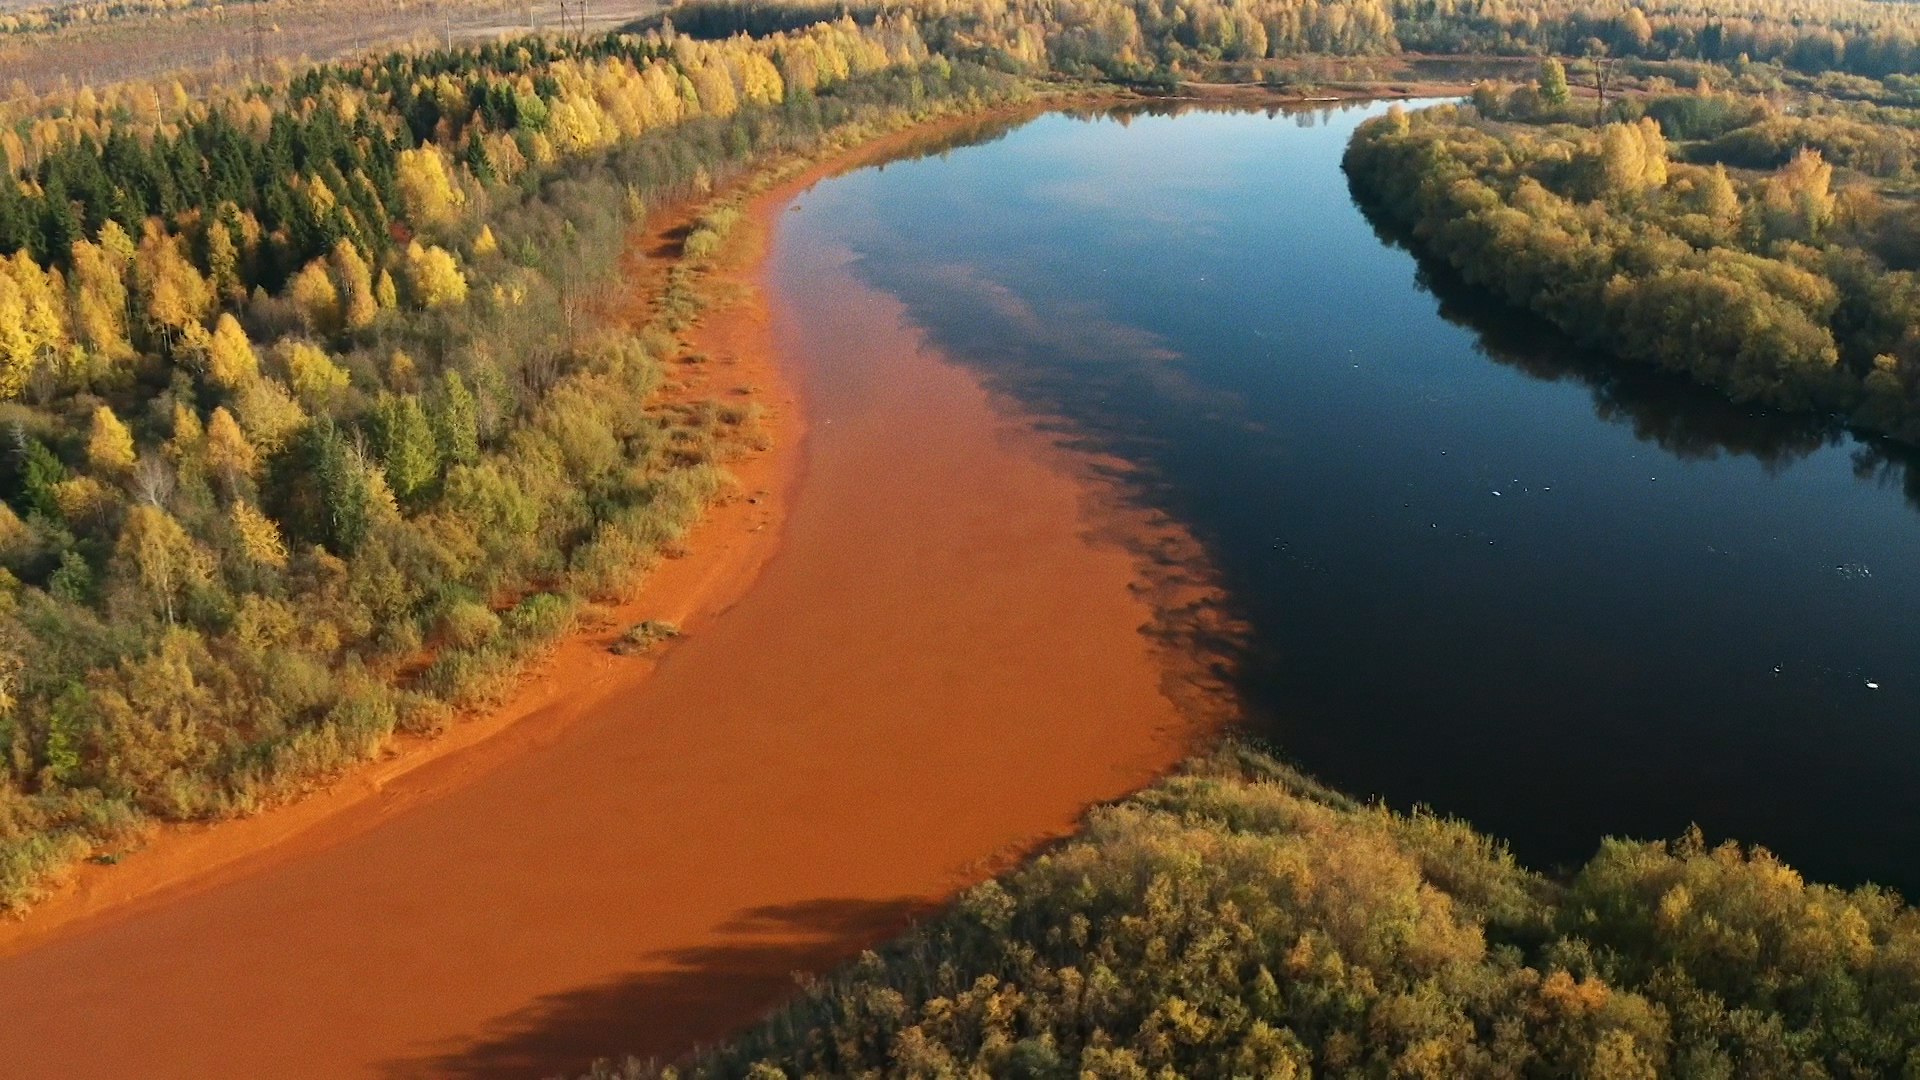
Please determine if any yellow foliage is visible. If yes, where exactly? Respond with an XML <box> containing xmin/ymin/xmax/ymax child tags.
<box><xmin>233</xmin><ymin>594</ymin><xmax>298</xmax><ymax>652</ymax></box>
<box><xmin>0</xmin><ymin>273</ymin><xmax>39</xmax><ymax>399</ymax></box>
<box><xmin>0</xmin><ymin>501</ymin><xmax>24</xmax><ymax>549</ymax></box>
<box><xmin>98</xmin><ymin>219</ymin><xmax>136</xmax><ymax>265</ymax></box>
<box><xmin>51</xmin><ymin>475</ymin><xmax>112</xmax><ymax>522</ymax></box>
<box><xmin>0</xmin><ymin>251</ymin><xmax>69</xmax><ymax>396</ymax></box>
<box><xmin>1596</xmin><ymin>118</ymin><xmax>1668</xmax><ymax>196</ymax></box>
<box><xmin>168</xmin><ymin>401</ymin><xmax>203</xmax><ymax>457</ymax></box>
<box><xmin>525</xmin><ymin>131</ymin><xmax>556</xmax><ymax>167</ymax></box>
<box><xmin>1767</xmin><ymin>148</ymin><xmax>1836</xmax><ymax>240</ymax></box>
<box><xmin>394</xmin><ymin>146</ymin><xmax>465</xmax><ymax>230</ymax></box>
<box><xmin>116</xmin><ymin>504</ymin><xmax>214</xmax><ymax>624</ymax></box>
<box><xmin>735</xmin><ymin>51</ymin><xmax>786</xmax><ymax>106</ymax></box>
<box><xmin>206</xmin><ymin>313</ymin><xmax>259</xmax><ymax>391</ymax></box>
<box><xmin>481</xmin><ymin>131</ymin><xmax>527</xmax><ymax>181</ymax></box>
<box><xmin>134</xmin><ymin>221</ymin><xmax>213</xmax><ymax>345</ymax></box>
<box><xmin>372</xmin><ymin>266</ymin><xmax>398</xmax><ymax>310</ymax></box>
<box><xmin>10</xmin><ymin>251</ymin><xmax>67</xmax><ymax>350</ymax></box>
<box><xmin>86</xmin><ymin>404</ymin><xmax>137</xmax><ymax>473</ymax></box>
<box><xmin>547</xmin><ymin>95</ymin><xmax>613</xmax><ymax>154</ymax></box>
<box><xmin>1588</xmin><ymin>1030</ymin><xmax>1660</xmax><ymax>1080</ymax></box>
<box><xmin>1534</xmin><ymin>969</ymin><xmax>1612</xmax><ymax>1018</ymax></box>
<box><xmin>205</xmin><ymin>406</ymin><xmax>260</xmax><ymax>481</ymax></box>
<box><xmin>67</xmin><ymin>237</ymin><xmax>133</xmax><ymax>363</ymax></box>
<box><xmin>331</xmin><ymin>240</ymin><xmax>378</xmax><ymax>331</ymax></box>
<box><xmin>232</xmin><ymin>376</ymin><xmax>309</xmax><ymax>453</ymax></box>
<box><xmin>288</xmin><ymin>259</ymin><xmax>342</xmax><ymax>334</ymax></box>
<box><xmin>404</xmin><ymin>240</ymin><xmax>469</xmax><ymax>309</ymax></box>
<box><xmin>688</xmin><ymin>59</ymin><xmax>740</xmax><ymax>117</ymax></box>
<box><xmin>306</xmin><ymin>173</ymin><xmax>338</xmax><ymax>219</ymax></box>
<box><xmin>206</xmin><ymin>219</ymin><xmax>241</xmax><ymax>302</ymax></box>
<box><xmin>229</xmin><ymin>500</ymin><xmax>288</xmax><ymax>568</ymax></box>
<box><xmin>280</xmin><ymin>340</ymin><xmax>350</xmax><ymax>405</ymax></box>
<box><xmin>387</xmin><ymin>349</ymin><xmax>419</xmax><ymax>391</ymax></box>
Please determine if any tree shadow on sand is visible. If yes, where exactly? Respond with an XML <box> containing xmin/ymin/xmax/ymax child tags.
<box><xmin>380</xmin><ymin>896</ymin><xmax>928</xmax><ymax>1080</ymax></box>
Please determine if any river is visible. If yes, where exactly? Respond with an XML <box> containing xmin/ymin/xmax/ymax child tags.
<box><xmin>790</xmin><ymin>99</ymin><xmax>1920</xmax><ymax>894</ymax></box>
<box><xmin>3</xmin><ymin>99</ymin><xmax>1916</xmax><ymax>1078</ymax></box>
<box><xmin>0</xmin><ymin>135</ymin><xmax>1199</xmax><ymax>1077</ymax></box>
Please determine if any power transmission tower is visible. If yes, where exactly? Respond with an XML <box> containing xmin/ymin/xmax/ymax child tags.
<box><xmin>248</xmin><ymin>1</ymin><xmax>267</xmax><ymax>81</ymax></box>
<box><xmin>1594</xmin><ymin>56</ymin><xmax>1619</xmax><ymax>122</ymax></box>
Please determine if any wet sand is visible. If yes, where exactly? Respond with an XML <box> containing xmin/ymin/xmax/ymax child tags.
<box><xmin>0</xmin><ymin>149</ymin><xmax>1214</xmax><ymax>1078</ymax></box>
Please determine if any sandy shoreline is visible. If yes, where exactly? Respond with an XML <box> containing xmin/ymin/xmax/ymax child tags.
<box><xmin>0</xmin><ymin>171</ymin><xmax>810</xmax><ymax>960</ymax></box>
<box><xmin>0</xmin><ymin>97</ymin><xmax>1109</xmax><ymax>953</ymax></box>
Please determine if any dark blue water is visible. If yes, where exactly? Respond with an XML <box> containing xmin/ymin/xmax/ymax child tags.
<box><xmin>781</xmin><ymin>102</ymin><xmax>1920</xmax><ymax>893</ymax></box>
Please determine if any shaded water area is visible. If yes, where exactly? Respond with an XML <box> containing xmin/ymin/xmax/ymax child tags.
<box><xmin>783</xmin><ymin>100</ymin><xmax>1920</xmax><ymax>894</ymax></box>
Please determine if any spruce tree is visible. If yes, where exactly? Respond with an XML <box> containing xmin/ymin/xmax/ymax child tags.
<box><xmin>38</xmin><ymin>173</ymin><xmax>81</xmax><ymax>268</ymax></box>
<box><xmin>431</xmin><ymin>369</ymin><xmax>481</xmax><ymax>465</ymax></box>
<box><xmin>372</xmin><ymin>393</ymin><xmax>440</xmax><ymax>503</ymax></box>
<box><xmin>1540</xmin><ymin>56</ymin><xmax>1572</xmax><ymax>107</ymax></box>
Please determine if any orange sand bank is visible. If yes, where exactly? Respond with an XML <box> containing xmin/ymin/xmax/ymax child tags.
<box><xmin>0</xmin><ymin>147</ymin><xmax>1219</xmax><ymax>1079</ymax></box>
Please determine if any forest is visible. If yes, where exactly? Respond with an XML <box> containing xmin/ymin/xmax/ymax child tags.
<box><xmin>1344</xmin><ymin>66</ymin><xmax>1920</xmax><ymax>442</ymax></box>
<box><xmin>592</xmin><ymin>744</ymin><xmax>1920</xmax><ymax>1079</ymax></box>
<box><xmin>0</xmin><ymin>12</ymin><xmax>1027</xmax><ymax>910</ymax></box>
<box><xmin>6</xmin><ymin>0</ymin><xmax>1920</xmax><ymax>1070</ymax></box>
<box><xmin>660</xmin><ymin>0</ymin><xmax>1920</xmax><ymax>81</ymax></box>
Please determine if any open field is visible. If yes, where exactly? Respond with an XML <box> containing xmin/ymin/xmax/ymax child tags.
<box><xmin>1</xmin><ymin>0</ymin><xmax>663</xmax><ymax>92</ymax></box>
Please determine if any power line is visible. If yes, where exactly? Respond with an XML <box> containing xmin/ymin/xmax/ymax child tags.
<box><xmin>248</xmin><ymin>0</ymin><xmax>267</xmax><ymax>80</ymax></box>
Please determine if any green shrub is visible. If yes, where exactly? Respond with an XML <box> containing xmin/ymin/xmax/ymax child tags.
<box><xmin>503</xmin><ymin>592</ymin><xmax>578</xmax><ymax>644</ymax></box>
<box><xmin>0</xmin><ymin>831</ymin><xmax>94</xmax><ymax>913</ymax></box>
<box><xmin>610</xmin><ymin>620</ymin><xmax>679</xmax><ymax>656</ymax></box>
<box><xmin>418</xmin><ymin>646</ymin><xmax>521</xmax><ymax>710</ymax></box>
<box><xmin>569</xmin><ymin>530</ymin><xmax>656</xmax><ymax>603</ymax></box>
<box><xmin>439</xmin><ymin>600</ymin><xmax>502</xmax><ymax>649</ymax></box>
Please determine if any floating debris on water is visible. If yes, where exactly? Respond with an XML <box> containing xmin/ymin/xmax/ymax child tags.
<box><xmin>1835</xmin><ymin>562</ymin><xmax>1872</xmax><ymax>580</ymax></box>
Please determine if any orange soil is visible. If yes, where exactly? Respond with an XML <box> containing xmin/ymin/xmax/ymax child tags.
<box><xmin>0</xmin><ymin>138</ymin><xmax>1223</xmax><ymax>1079</ymax></box>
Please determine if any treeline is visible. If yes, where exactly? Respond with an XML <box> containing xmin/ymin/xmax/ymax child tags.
<box><xmin>664</xmin><ymin>0</ymin><xmax>1397</xmax><ymax>83</ymax></box>
<box><xmin>1393</xmin><ymin>0</ymin><xmax>1920</xmax><ymax>78</ymax></box>
<box><xmin>0</xmin><ymin>14</ymin><xmax>1025</xmax><ymax>909</ymax></box>
<box><xmin>591</xmin><ymin>744</ymin><xmax>1920</xmax><ymax>1078</ymax></box>
<box><xmin>664</xmin><ymin>0</ymin><xmax>1920</xmax><ymax>81</ymax></box>
<box><xmin>13</xmin><ymin>0</ymin><xmax>1920</xmax><ymax>87</ymax></box>
<box><xmin>0</xmin><ymin>17</ymin><xmax>930</xmax><ymax>272</ymax></box>
<box><xmin>1344</xmin><ymin>90</ymin><xmax>1920</xmax><ymax>441</ymax></box>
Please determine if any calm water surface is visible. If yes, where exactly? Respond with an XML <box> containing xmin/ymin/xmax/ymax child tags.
<box><xmin>777</xmin><ymin>102</ymin><xmax>1920</xmax><ymax>893</ymax></box>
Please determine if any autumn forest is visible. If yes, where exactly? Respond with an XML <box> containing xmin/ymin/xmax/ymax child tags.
<box><xmin>3</xmin><ymin>0</ymin><xmax>1920</xmax><ymax>1075</ymax></box>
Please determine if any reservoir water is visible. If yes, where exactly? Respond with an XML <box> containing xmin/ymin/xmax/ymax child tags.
<box><xmin>780</xmin><ymin>101</ymin><xmax>1920</xmax><ymax>894</ymax></box>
